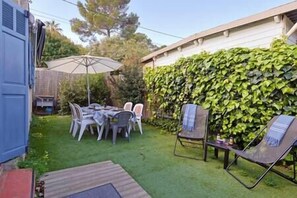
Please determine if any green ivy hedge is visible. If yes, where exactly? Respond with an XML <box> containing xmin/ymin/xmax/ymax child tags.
<box><xmin>143</xmin><ymin>117</ymin><xmax>180</xmax><ymax>133</ymax></box>
<box><xmin>144</xmin><ymin>38</ymin><xmax>297</xmax><ymax>144</ymax></box>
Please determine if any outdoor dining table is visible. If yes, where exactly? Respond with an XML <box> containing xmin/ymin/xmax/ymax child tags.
<box><xmin>82</xmin><ymin>105</ymin><xmax>127</xmax><ymax>141</ymax></box>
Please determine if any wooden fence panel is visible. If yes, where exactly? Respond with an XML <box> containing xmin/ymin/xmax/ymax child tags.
<box><xmin>34</xmin><ymin>68</ymin><xmax>82</xmax><ymax>100</ymax></box>
<box><xmin>34</xmin><ymin>69</ymin><xmax>150</xmax><ymax>118</ymax></box>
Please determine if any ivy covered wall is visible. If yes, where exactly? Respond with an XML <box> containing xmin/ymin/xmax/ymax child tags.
<box><xmin>144</xmin><ymin>39</ymin><xmax>297</xmax><ymax>143</ymax></box>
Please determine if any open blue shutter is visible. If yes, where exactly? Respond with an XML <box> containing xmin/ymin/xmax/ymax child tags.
<box><xmin>0</xmin><ymin>0</ymin><xmax>29</xmax><ymax>163</ymax></box>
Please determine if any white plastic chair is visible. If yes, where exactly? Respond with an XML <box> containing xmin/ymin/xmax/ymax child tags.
<box><xmin>73</xmin><ymin>103</ymin><xmax>99</xmax><ymax>141</ymax></box>
<box><xmin>68</xmin><ymin>102</ymin><xmax>78</xmax><ymax>134</ymax></box>
<box><xmin>123</xmin><ymin>102</ymin><xmax>133</xmax><ymax>111</ymax></box>
<box><xmin>132</xmin><ymin>103</ymin><xmax>143</xmax><ymax>134</ymax></box>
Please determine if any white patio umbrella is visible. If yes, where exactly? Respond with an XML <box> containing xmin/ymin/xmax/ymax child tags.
<box><xmin>46</xmin><ymin>55</ymin><xmax>122</xmax><ymax>105</ymax></box>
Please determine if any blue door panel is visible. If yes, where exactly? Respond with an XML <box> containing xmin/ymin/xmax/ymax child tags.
<box><xmin>0</xmin><ymin>0</ymin><xmax>28</xmax><ymax>163</ymax></box>
<box><xmin>1</xmin><ymin>95</ymin><xmax>26</xmax><ymax>160</ymax></box>
<box><xmin>3</xmin><ymin>95</ymin><xmax>26</xmax><ymax>150</ymax></box>
<box><xmin>3</xmin><ymin>32</ymin><xmax>25</xmax><ymax>84</ymax></box>
<box><xmin>2</xmin><ymin>84</ymin><xmax>26</xmax><ymax>94</ymax></box>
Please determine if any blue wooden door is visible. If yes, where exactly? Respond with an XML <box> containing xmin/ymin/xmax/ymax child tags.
<box><xmin>0</xmin><ymin>0</ymin><xmax>28</xmax><ymax>163</ymax></box>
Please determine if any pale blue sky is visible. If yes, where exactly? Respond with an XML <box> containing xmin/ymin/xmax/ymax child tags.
<box><xmin>30</xmin><ymin>0</ymin><xmax>295</xmax><ymax>46</ymax></box>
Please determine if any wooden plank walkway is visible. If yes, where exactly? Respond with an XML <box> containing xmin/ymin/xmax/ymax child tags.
<box><xmin>40</xmin><ymin>161</ymin><xmax>150</xmax><ymax>198</ymax></box>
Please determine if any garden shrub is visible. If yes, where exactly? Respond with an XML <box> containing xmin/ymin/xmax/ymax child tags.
<box><xmin>110</xmin><ymin>65</ymin><xmax>145</xmax><ymax>106</ymax></box>
<box><xmin>144</xmin><ymin>38</ymin><xmax>297</xmax><ymax>144</ymax></box>
<box><xmin>59</xmin><ymin>74</ymin><xmax>110</xmax><ymax>114</ymax></box>
<box><xmin>143</xmin><ymin>117</ymin><xmax>180</xmax><ymax>133</ymax></box>
<box><xmin>117</xmin><ymin>65</ymin><xmax>145</xmax><ymax>104</ymax></box>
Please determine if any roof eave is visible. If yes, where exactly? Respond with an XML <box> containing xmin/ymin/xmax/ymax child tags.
<box><xmin>141</xmin><ymin>1</ymin><xmax>297</xmax><ymax>63</ymax></box>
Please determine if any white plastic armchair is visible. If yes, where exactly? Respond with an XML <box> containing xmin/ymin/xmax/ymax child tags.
<box><xmin>73</xmin><ymin>103</ymin><xmax>99</xmax><ymax>141</ymax></box>
<box><xmin>68</xmin><ymin>102</ymin><xmax>78</xmax><ymax>135</ymax></box>
<box><xmin>132</xmin><ymin>103</ymin><xmax>144</xmax><ymax>134</ymax></box>
<box><xmin>123</xmin><ymin>102</ymin><xmax>133</xmax><ymax>111</ymax></box>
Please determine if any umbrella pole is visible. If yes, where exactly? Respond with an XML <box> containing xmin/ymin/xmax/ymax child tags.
<box><xmin>86</xmin><ymin>66</ymin><xmax>90</xmax><ymax>106</ymax></box>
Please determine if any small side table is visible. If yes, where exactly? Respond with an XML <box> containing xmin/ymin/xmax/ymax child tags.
<box><xmin>203</xmin><ymin>141</ymin><xmax>236</xmax><ymax>169</ymax></box>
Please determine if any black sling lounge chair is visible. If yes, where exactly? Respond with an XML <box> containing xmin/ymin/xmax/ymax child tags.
<box><xmin>173</xmin><ymin>104</ymin><xmax>209</xmax><ymax>160</ymax></box>
<box><xmin>226</xmin><ymin>116</ymin><xmax>297</xmax><ymax>189</ymax></box>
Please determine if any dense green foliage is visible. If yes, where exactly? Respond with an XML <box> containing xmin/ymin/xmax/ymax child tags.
<box><xmin>59</xmin><ymin>74</ymin><xmax>110</xmax><ymax>114</ymax></box>
<box><xmin>114</xmin><ymin>65</ymin><xmax>145</xmax><ymax>104</ymax></box>
<box><xmin>71</xmin><ymin>0</ymin><xmax>139</xmax><ymax>40</ymax></box>
<box><xmin>68</xmin><ymin>0</ymin><xmax>157</xmax><ymax>107</ymax></box>
<box><xmin>143</xmin><ymin>117</ymin><xmax>180</xmax><ymax>133</ymax></box>
<box><xmin>144</xmin><ymin>39</ymin><xmax>297</xmax><ymax>143</ymax></box>
<box><xmin>91</xmin><ymin>35</ymin><xmax>152</xmax><ymax>106</ymax></box>
<box><xmin>91</xmin><ymin>35</ymin><xmax>152</xmax><ymax>66</ymax></box>
<box><xmin>41</xmin><ymin>31</ymin><xmax>83</xmax><ymax>67</ymax></box>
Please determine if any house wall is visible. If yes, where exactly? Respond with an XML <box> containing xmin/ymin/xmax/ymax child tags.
<box><xmin>148</xmin><ymin>17</ymin><xmax>285</xmax><ymax>67</ymax></box>
<box><xmin>284</xmin><ymin>15</ymin><xmax>297</xmax><ymax>44</ymax></box>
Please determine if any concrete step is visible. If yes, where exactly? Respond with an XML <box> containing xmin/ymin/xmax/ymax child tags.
<box><xmin>0</xmin><ymin>168</ymin><xmax>34</xmax><ymax>198</ymax></box>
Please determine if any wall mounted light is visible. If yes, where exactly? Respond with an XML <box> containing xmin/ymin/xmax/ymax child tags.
<box><xmin>223</xmin><ymin>30</ymin><xmax>229</xmax><ymax>37</ymax></box>
<box><xmin>193</xmin><ymin>40</ymin><xmax>198</xmax><ymax>46</ymax></box>
<box><xmin>274</xmin><ymin>15</ymin><xmax>281</xmax><ymax>23</ymax></box>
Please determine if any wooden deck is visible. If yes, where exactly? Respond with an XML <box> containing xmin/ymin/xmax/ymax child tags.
<box><xmin>40</xmin><ymin>161</ymin><xmax>150</xmax><ymax>198</ymax></box>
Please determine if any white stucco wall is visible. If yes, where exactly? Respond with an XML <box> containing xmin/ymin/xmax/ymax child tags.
<box><xmin>147</xmin><ymin>17</ymin><xmax>287</xmax><ymax>67</ymax></box>
<box><xmin>284</xmin><ymin>15</ymin><xmax>297</xmax><ymax>44</ymax></box>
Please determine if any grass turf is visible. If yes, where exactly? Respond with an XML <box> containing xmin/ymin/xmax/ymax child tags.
<box><xmin>28</xmin><ymin>115</ymin><xmax>297</xmax><ymax>198</ymax></box>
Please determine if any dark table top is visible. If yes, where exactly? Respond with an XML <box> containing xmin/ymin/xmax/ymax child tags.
<box><xmin>206</xmin><ymin>140</ymin><xmax>235</xmax><ymax>150</ymax></box>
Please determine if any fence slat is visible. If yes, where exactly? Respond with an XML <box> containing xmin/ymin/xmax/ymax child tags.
<box><xmin>34</xmin><ymin>68</ymin><xmax>82</xmax><ymax>100</ymax></box>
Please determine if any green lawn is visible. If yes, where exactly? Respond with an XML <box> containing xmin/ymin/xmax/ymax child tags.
<box><xmin>28</xmin><ymin>115</ymin><xmax>297</xmax><ymax>198</ymax></box>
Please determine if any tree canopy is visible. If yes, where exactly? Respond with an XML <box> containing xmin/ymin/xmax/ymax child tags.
<box><xmin>70</xmin><ymin>0</ymin><xmax>139</xmax><ymax>41</ymax></box>
<box><xmin>41</xmin><ymin>29</ymin><xmax>85</xmax><ymax>67</ymax></box>
<box><xmin>91</xmin><ymin>33</ymin><xmax>154</xmax><ymax>66</ymax></box>
<box><xmin>45</xmin><ymin>20</ymin><xmax>62</xmax><ymax>33</ymax></box>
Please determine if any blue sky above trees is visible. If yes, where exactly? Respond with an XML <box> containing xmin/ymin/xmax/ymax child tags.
<box><xmin>31</xmin><ymin>0</ymin><xmax>294</xmax><ymax>47</ymax></box>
